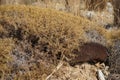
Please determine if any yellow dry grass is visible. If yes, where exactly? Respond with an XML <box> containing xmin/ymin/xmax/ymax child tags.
<box><xmin>0</xmin><ymin>38</ymin><xmax>14</xmax><ymax>79</ymax></box>
<box><xmin>0</xmin><ymin>5</ymin><xmax>95</xmax><ymax>56</ymax></box>
<box><xmin>0</xmin><ymin>5</ymin><xmax>120</xmax><ymax>79</ymax></box>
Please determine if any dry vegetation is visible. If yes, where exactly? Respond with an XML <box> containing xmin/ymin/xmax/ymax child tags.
<box><xmin>0</xmin><ymin>38</ymin><xmax>14</xmax><ymax>79</ymax></box>
<box><xmin>85</xmin><ymin>0</ymin><xmax>108</xmax><ymax>11</ymax></box>
<box><xmin>0</xmin><ymin>5</ymin><xmax>93</xmax><ymax>79</ymax></box>
<box><xmin>0</xmin><ymin>4</ymin><xmax>120</xmax><ymax>80</ymax></box>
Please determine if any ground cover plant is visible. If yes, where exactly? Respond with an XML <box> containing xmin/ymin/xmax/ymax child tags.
<box><xmin>0</xmin><ymin>5</ymin><xmax>120</xmax><ymax>80</ymax></box>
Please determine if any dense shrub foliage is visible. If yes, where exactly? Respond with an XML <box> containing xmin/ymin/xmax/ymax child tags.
<box><xmin>0</xmin><ymin>5</ymin><xmax>91</xmax><ymax>79</ymax></box>
<box><xmin>0</xmin><ymin>5</ymin><xmax>119</xmax><ymax>79</ymax></box>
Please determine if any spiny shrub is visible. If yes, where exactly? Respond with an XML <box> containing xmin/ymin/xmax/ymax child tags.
<box><xmin>0</xmin><ymin>5</ymin><xmax>94</xmax><ymax>79</ymax></box>
<box><xmin>0</xmin><ymin>5</ymin><xmax>119</xmax><ymax>80</ymax></box>
<box><xmin>0</xmin><ymin>5</ymin><xmax>96</xmax><ymax>58</ymax></box>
